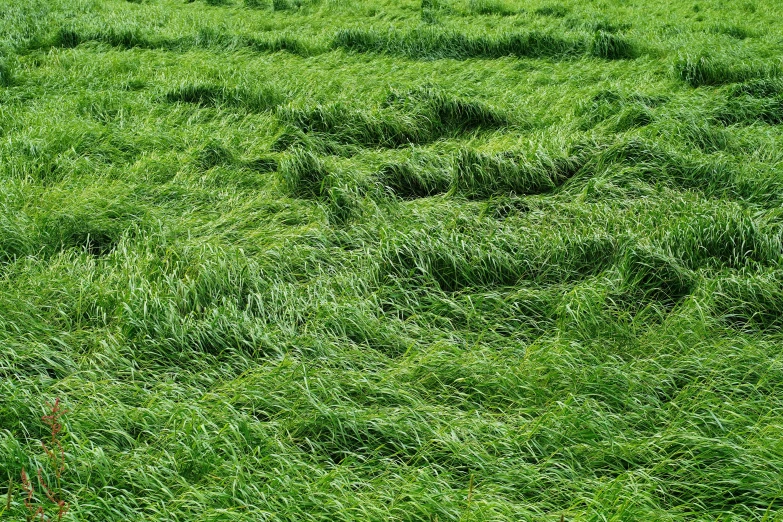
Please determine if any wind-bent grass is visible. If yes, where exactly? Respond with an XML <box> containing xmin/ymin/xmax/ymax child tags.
<box><xmin>453</xmin><ymin>145</ymin><xmax>587</xmax><ymax>197</ymax></box>
<box><xmin>3</xmin><ymin>0</ymin><xmax>783</xmax><ymax>520</ymax></box>
<box><xmin>47</xmin><ymin>25</ymin><xmax>321</xmax><ymax>56</ymax></box>
<box><xmin>166</xmin><ymin>82</ymin><xmax>284</xmax><ymax>112</ymax></box>
<box><xmin>376</xmin><ymin>149</ymin><xmax>453</xmax><ymax>199</ymax></box>
<box><xmin>589</xmin><ymin>31</ymin><xmax>638</xmax><ymax>59</ymax></box>
<box><xmin>674</xmin><ymin>54</ymin><xmax>780</xmax><ymax>87</ymax></box>
<box><xmin>332</xmin><ymin>27</ymin><xmax>586</xmax><ymax>60</ymax></box>
<box><xmin>278</xmin><ymin>86</ymin><xmax>511</xmax><ymax>148</ymax></box>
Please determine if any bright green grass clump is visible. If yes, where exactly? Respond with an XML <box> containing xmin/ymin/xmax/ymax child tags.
<box><xmin>2</xmin><ymin>0</ymin><xmax>783</xmax><ymax>520</ymax></box>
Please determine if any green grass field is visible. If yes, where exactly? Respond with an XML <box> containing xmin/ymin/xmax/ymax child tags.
<box><xmin>2</xmin><ymin>0</ymin><xmax>783</xmax><ymax>519</ymax></box>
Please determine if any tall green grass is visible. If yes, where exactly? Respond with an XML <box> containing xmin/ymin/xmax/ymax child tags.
<box><xmin>166</xmin><ymin>82</ymin><xmax>284</xmax><ymax>112</ymax></box>
<box><xmin>674</xmin><ymin>54</ymin><xmax>780</xmax><ymax>87</ymax></box>
<box><xmin>3</xmin><ymin>0</ymin><xmax>783</xmax><ymax>519</ymax></box>
<box><xmin>278</xmin><ymin>86</ymin><xmax>510</xmax><ymax>148</ymax></box>
<box><xmin>333</xmin><ymin>27</ymin><xmax>586</xmax><ymax>60</ymax></box>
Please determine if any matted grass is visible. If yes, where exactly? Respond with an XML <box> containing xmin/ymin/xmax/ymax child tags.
<box><xmin>2</xmin><ymin>0</ymin><xmax>783</xmax><ymax>520</ymax></box>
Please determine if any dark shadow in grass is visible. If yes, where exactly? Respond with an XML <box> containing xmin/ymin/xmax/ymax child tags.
<box><xmin>55</xmin><ymin>27</ymin><xmax>154</xmax><ymax>50</ymax></box>
<box><xmin>487</xmin><ymin>196</ymin><xmax>532</xmax><ymax>219</ymax></box>
<box><xmin>52</xmin><ymin>28</ymin><xmax>82</xmax><ymax>48</ymax></box>
<box><xmin>272</xmin><ymin>148</ymin><xmax>357</xmax><ymax>221</ymax></box>
<box><xmin>165</xmin><ymin>83</ymin><xmax>284</xmax><ymax>112</ymax></box>
<box><xmin>534</xmin><ymin>3</ymin><xmax>568</xmax><ymax>18</ymax></box>
<box><xmin>468</xmin><ymin>0</ymin><xmax>518</xmax><ymax>16</ymax></box>
<box><xmin>39</xmin><ymin>200</ymin><xmax>147</xmax><ymax>258</ymax></box>
<box><xmin>619</xmin><ymin>245</ymin><xmax>696</xmax><ymax>307</ymax></box>
<box><xmin>377</xmin><ymin>141</ymin><xmax>593</xmax><ymax>201</ymax></box>
<box><xmin>244</xmin><ymin>156</ymin><xmax>278</xmax><ymax>173</ymax></box>
<box><xmin>565</xmin><ymin>15</ymin><xmax>630</xmax><ymax>34</ymax></box>
<box><xmin>0</xmin><ymin>57</ymin><xmax>14</xmax><ymax>87</ymax></box>
<box><xmin>383</xmin><ymin>229</ymin><xmax>615</xmax><ymax>292</ymax></box>
<box><xmin>589</xmin><ymin>31</ymin><xmax>639</xmax><ymax>60</ymax></box>
<box><xmin>70</xmin><ymin>231</ymin><xmax>121</xmax><ymax>256</ymax></box>
<box><xmin>332</xmin><ymin>27</ymin><xmax>585</xmax><ymax>60</ymax></box>
<box><xmin>47</xmin><ymin>26</ymin><xmax>319</xmax><ymax>57</ymax></box>
<box><xmin>376</xmin><ymin>153</ymin><xmax>452</xmax><ymax>199</ymax></box>
<box><xmin>272</xmin><ymin>0</ymin><xmax>317</xmax><ymax>10</ymax></box>
<box><xmin>709</xmin><ymin>24</ymin><xmax>757</xmax><ymax>40</ymax></box>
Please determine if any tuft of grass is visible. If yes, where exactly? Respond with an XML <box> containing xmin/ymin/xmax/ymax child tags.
<box><xmin>566</xmin><ymin>15</ymin><xmax>629</xmax><ymax>33</ymax></box>
<box><xmin>715</xmin><ymin>96</ymin><xmax>783</xmax><ymax>126</ymax></box>
<box><xmin>468</xmin><ymin>0</ymin><xmax>517</xmax><ymax>16</ymax></box>
<box><xmin>0</xmin><ymin>57</ymin><xmax>13</xmax><ymax>87</ymax></box>
<box><xmin>248</xmin><ymin>34</ymin><xmax>318</xmax><ymax>56</ymax></box>
<box><xmin>376</xmin><ymin>150</ymin><xmax>453</xmax><ymax>199</ymax></box>
<box><xmin>333</xmin><ymin>27</ymin><xmax>585</xmax><ymax>60</ymax></box>
<box><xmin>729</xmin><ymin>78</ymin><xmax>783</xmax><ymax>98</ymax></box>
<box><xmin>272</xmin><ymin>0</ymin><xmax>312</xmax><ymax>10</ymax></box>
<box><xmin>244</xmin><ymin>156</ymin><xmax>278</xmax><ymax>172</ymax></box>
<box><xmin>454</xmin><ymin>146</ymin><xmax>586</xmax><ymax>198</ymax></box>
<box><xmin>421</xmin><ymin>8</ymin><xmax>440</xmax><ymax>24</ymax></box>
<box><xmin>586</xmin><ymin>137</ymin><xmax>741</xmax><ymax>194</ymax></box>
<box><xmin>387</xmin><ymin>85</ymin><xmax>510</xmax><ymax>130</ymax></box>
<box><xmin>53</xmin><ymin>27</ymin><xmax>81</xmax><ymax>48</ymax></box>
<box><xmin>709</xmin><ymin>24</ymin><xmax>756</xmax><ymax>40</ymax></box>
<box><xmin>715</xmin><ymin>78</ymin><xmax>783</xmax><ymax>125</ymax></box>
<box><xmin>196</xmin><ymin>140</ymin><xmax>235</xmax><ymax>170</ymax></box>
<box><xmin>534</xmin><ymin>3</ymin><xmax>569</xmax><ymax>17</ymax></box>
<box><xmin>279</xmin><ymin>103</ymin><xmax>426</xmax><ymax>148</ymax></box>
<box><xmin>279</xmin><ymin>148</ymin><xmax>332</xmax><ymax>197</ymax></box>
<box><xmin>383</xmin><ymin>224</ymin><xmax>615</xmax><ymax>291</ymax></box>
<box><xmin>165</xmin><ymin>83</ymin><xmax>284</xmax><ymax>112</ymax></box>
<box><xmin>663</xmin><ymin>203</ymin><xmax>778</xmax><ymax>269</ymax></box>
<box><xmin>279</xmin><ymin>86</ymin><xmax>510</xmax><ymax>148</ymax></box>
<box><xmin>675</xmin><ymin>121</ymin><xmax>735</xmax><ymax>152</ymax></box>
<box><xmin>674</xmin><ymin>54</ymin><xmax>779</xmax><ymax>87</ymax></box>
<box><xmin>620</xmin><ymin>245</ymin><xmax>696</xmax><ymax>305</ymax></box>
<box><xmin>577</xmin><ymin>90</ymin><xmax>665</xmax><ymax>130</ymax></box>
<box><xmin>712</xmin><ymin>270</ymin><xmax>783</xmax><ymax>330</ymax></box>
<box><xmin>589</xmin><ymin>31</ymin><xmax>638</xmax><ymax>60</ymax></box>
<box><xmin>612</xmin><ymin>104</ymin><xmax>654</xmax><ymax>131</ymax></box>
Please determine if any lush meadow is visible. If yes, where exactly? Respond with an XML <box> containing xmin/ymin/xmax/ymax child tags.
<box><xmin>2</xmin><ymin>0</ymin><xmax>783</xmax><ymax>519</ymax></box>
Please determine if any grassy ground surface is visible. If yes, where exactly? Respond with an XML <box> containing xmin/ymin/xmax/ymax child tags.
<box><xmin>2</xmin><ymin>0</ymin><xmax>783</xmax><ymax>520</ymax></box>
